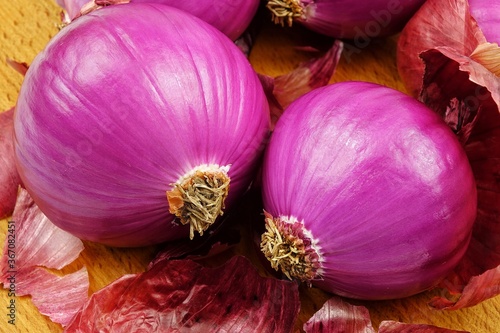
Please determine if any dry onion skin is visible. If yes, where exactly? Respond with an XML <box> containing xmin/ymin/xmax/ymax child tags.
<box><xmin>260</xmin><ymin>81</ymin><xmax>477</xmax><ymax>300</ymax></box>
<box><xmin>14</xmin><ymin>3</ymin><xmax>270</xmax><ymax>247</ymax></box>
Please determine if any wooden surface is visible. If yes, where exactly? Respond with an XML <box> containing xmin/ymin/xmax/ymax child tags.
<box><xmin>1</xmin><ymin>0</ymin><xmax>500</xmax><ymax>332</ymax></box>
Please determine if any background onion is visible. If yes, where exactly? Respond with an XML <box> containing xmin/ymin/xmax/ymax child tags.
<box><xmin>266</xmin><ymin>0</ymin><xmax>426</xmax><ymax>39</ymax></box>
<box><xmin>57</xmin><ymin>0</ymin><xmax>261</xmax><ymax>41</ymax></box>
<box><xmin>14</xmin><ymin>3</ymin><xmax>270</xmax><ymax>247</ymax></box>
<box><xmin>260</xmin><ymin>81</ymin><xmax>477</xmax><ymax>300</ymax></box>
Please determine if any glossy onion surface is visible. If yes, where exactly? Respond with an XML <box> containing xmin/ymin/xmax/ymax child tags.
<box><xmin>261</xmin><ymin>81</ymin><xmax>477</xmax><ymax>300</ymax></box>
<box><xmin>14</xmin><ymin>4</ymin><xmax>270</xmax><ymax>247</ymax></box>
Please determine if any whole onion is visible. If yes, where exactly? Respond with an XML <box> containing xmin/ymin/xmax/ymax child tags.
<box><xmin>14</xmin><ymin>3</ymin><xmax>270</xmax><ymax>247</ymax></box>
<box><xmin>260</xmin><ymin>81</ymin><xmax>477</xmax><ymax>300</ymax></box>
<box><xmin>266</xmin><ymin>0</ymin><xmax>426</xmax><ymax>39</ymax></box>
<box><xmin>57</xmin><ymin>0</ymin><xmax>260</xmax><ymax>41</ymax></box>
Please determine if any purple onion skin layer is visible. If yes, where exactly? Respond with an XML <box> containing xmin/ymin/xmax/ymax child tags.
<box><xmin>14</xmin><ymin>4</ymin><xmax>270</xmax><ymax>247</ymax></box>
<box><xmin>262</xmin><ymin>81</ymin><xmax>477</xmax><ymax>300</ymax></box>
<box><xmin>468</xmin><ymin>0</ymin><xmax>500</xmax><ymax>43</ymax></box>
<box><xmin>295</xmin><ymin>0</ymin><xmax>426</xmax><ymax>39</ymax></box>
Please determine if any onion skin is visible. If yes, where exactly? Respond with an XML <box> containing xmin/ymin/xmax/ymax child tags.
<box><xmin>14</xmin><ymin>4</ymin><xmax>270</xmax><ymax>247</ymax></box>
<box><xmin>261</xmin><ymin>81</ymin><xmax>477</xmax><ymax>300</ymax></box>
<box><xmin>0</xmin><ymin>108</ymin><xmax>21</xmax><ymax>219</ymax></box>
<box><xmin>396</xmin><ymin>0</ymin><xmax>498</xmax><ymax>98</ymax></box>
<box><xmin>267</xmin><ymin>0</ymin><xmax>425</xmax><ymax>39</ymax></box>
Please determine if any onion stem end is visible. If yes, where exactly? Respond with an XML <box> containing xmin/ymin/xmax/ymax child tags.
<box><xmin>266</xmin><ymin>0</ymin><xmax>304</xmax><ymax>27</ymax></box>
<box><xmin>167</xmin><ymin>166</ymin><xmax>230</xmax><ymax>240</ymax></box>
<box><xmin>260</xmin><ymin>211</ymin><xmax>321</xmax><ymax>282</ymax></box>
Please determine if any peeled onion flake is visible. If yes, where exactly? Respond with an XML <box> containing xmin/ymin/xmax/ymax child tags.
<box><xmin>303</xmin><ymin>296</ymin><xmax>375</xmax><ymax>333</ymax></box>
<box><xmin>65</xmin><ymin>255</ymin><xmax>300</xmax><ymax>332</ymax></box>
<box><xmin>417</xmin><ymin>47</ymin><xmax>500</xmax><ymax>309</ymax></box>
<box><xmin>8</xmin><ymin>267</ymin><xmax>89</xmax><ymax>327</ymax></box>
<box><xmin>0</xmin><ymin>108</ymin><xmax>20</xmax><ymax>219</ymax></box>
<box><xmin>260</xmin><ymin>40</ymin><xmax>344</xmax><ymax>128</ymax></box>
<box><xmin>0</xmin><ymin>188</ymin><xmax>88</xmax><ymax>326</ymax></box>
<box><xmin>6</xmin><ymin>58</ymin><xmax>29</xmax><ymax>76</ymax></box>
<box><xmin>378</xmin><ymin>321</ymin><xmax>470</xmax><ymax>333</ymax></box>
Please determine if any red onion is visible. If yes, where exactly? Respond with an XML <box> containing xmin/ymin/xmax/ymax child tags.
<box><xmin>58</xmin><ymin>0</ymin><xmax>260</xmax><ymax>41</ymax></box>
<box><xmin>14</xmin><ymin>3</ymin><xmax>270</xmax><ymax>247</ymax></box>
<box><xmin>65</xmin><ymin>256</ymin><xmax>300</xmax><ymax>332</ymax></box>
<box><xmin>259</xmin><ymin>81</ymin><xmax>477</xmax><ymax>300</ymax></box>
<box><xmin>265</xmin><ymin>0</ymin><xmax>425</xmax><ymax>39</ymax></box>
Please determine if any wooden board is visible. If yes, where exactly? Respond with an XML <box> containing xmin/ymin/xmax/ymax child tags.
<box><xmin>1</xmin><ymin>1</ymin><xmax>499</xmax><ymax>332</ymax></box>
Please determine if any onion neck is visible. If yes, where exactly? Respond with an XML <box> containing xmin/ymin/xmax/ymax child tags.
<box><xmin>260</xmin><ymin>211</ymin><xmax>322</xmax><ymax>282</ymax></box>
<box><xmin>167</xmin><ymin>165</ymin><xmax>230</xmax><ymax>239</ymax></box>
<box><xmin>266</xmin><ymin>0</ymin><xmax>304</xmax><ymax>27</ymax></box>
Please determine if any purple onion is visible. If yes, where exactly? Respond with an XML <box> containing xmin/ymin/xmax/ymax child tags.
<box><xmin>14</xmin><ymin>3</ymin><xmax>270</xmax><ymax>247</ymax></box>
<box><xmin>266</xmin><ymin>0</ymin><xmax>426</xmax><ymax>39</ymax></box>
<box><xmin>57</xmin><ymin>0</ymin><xmax>260</xmax><ymax>41</ymax></box>
<box><xmin>260</xmin><ymin>81</ymin><xmax>477</xmax><ymax>300</ymax></box>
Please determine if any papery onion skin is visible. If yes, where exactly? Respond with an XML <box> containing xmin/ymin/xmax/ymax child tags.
<box><xmin>396</xmin><ymin>0</ymin><xmax>498</xmax><ymax>98</ymax></box>
<box><xmin>260</xmin><ymin>81</ymin><xmax>477</xmax><ymax>300</ymax></box>
<box><xmin>0</xmin><ymin>108</ymin><xmax>21</xmax><ymax>219</ymax></box>
<box><xmin>267</xmin><ymin>0</ymin><xmax>425</xmax><ymax>39</ymax></box>
<box><xmin>14</xmin><ymin>3</ymin><xmax>270</xmax><ymax>247</ymax></box>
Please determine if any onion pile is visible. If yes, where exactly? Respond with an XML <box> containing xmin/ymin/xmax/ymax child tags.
<box><xmin>14</xmin><ymin>3</ymin><xmax>270</xmax><ymax>247</ymax></box>
<box><xmin>5</xmin><ymin>0</ymin><xmax>499</xmax><ymax>330</ymax></box>
<box><xmin>259</xmin><ymin>81</ymin><xmax>477</xmax><ymax>300</ymax></box>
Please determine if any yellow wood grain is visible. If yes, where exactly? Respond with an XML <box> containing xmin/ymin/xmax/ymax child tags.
<box><xmin>1</xmin><ymin>1</ymin><xmax>500</xmax><ymax>332</ymax></box>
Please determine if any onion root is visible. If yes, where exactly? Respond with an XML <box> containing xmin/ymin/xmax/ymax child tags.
<box><xmin>260</xmin><ymin>211</ymin><xmax>322</xmax><ymax>282</ymax></box>
<box><xmin>266</xmin><ymin>0</ymin><xmax>304</xmax><ymax>27</ymax></box>
<box><xmin>167</xmin><ymin>166</ymin><xmax>230</xmax><ymax>239</ymax></box>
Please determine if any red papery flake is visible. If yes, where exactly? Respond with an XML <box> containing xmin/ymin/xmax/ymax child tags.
<box><xmin>378</xmin><ymin>320</ymin><xmax>470</xmax><ymax>333</ymax></box>
<box><xmin>259</xmin><ymin>40</ymin><xmax>344</xmax><ymax>129</ymax></box>
<box><xmin>64</xmin><ymin>255</ymin><xmax>300</xmax><ymax>332</ymax></box>
<box><xmin>303</xmin><ymin>296</ymin><xmax>375</xmax><ymax>333</ymax></box>
<box><xmin>0</xmin><ymin>188</ymin><xmax>88</xmax><ymax>326</ymax></box>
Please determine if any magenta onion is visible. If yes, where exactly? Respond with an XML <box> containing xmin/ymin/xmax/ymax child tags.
<box><xmin>57</xmin><ymin>0</ymin><xmax>260</xmax><ymax>41</ymax></box>
<box><xmin>14</xmin><ymin>3</ymin><xmax>270</xmax><ymax>247</ymax></box>
<box><xmin>266</xmin><ymin>0</ymin><xmax>425</xmax><ymax>39</ymax></box>
<box><xmin>260</xmin><ymin>81</ymin><xmax>477</xmax><ymax>300</ymax></box>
